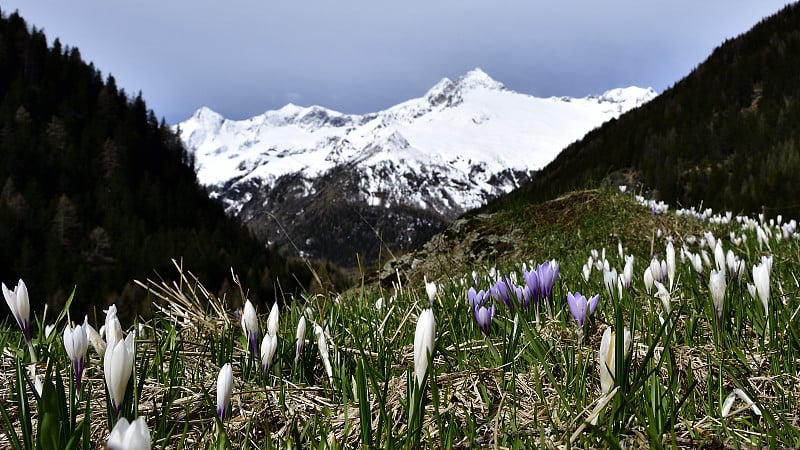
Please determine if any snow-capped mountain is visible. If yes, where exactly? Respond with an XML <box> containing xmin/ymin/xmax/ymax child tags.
<box><xmin>175</xmin><ymin>68</ymin><xmax>656</xmax><ymax>267</ymax></box>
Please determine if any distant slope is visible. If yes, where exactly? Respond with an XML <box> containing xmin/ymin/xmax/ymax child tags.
<box><xmin>0</xmin><ymin>8</ymin><xmax>317</xmax><ymax>319</ymax></box>
<box><xmin>379</xmin><ymin>188</ymin><xmax>711</xmax><ymax>288</ymax></box>
<box><xmin>176</xmin><ymin>69</ymin><xmax>654</xmax><ymax>269</ymax></box>
<box><xmin>492</xmin><ymin>2</ymin><xmax>800</xmax><ymax>217</ymax></box>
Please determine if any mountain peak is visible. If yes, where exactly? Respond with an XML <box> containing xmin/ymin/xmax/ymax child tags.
<box><xmin>424</xmin><ymin>68</ymin><xmax>505</xmax><ymax>109</ymax></box>
<box><xmin>456</xmin><ymin>68</ymin><xmax>505</xmax><ymax>91</ymax></box>
<box><xmin>187</xmin><ymin>106</ymin><xmax>225</xmax><ymax>132</ymax></box>
<box><xmin>192</xmin><ymin>106</ymin><xmax>223</xmax><ymax>121</ymax></box>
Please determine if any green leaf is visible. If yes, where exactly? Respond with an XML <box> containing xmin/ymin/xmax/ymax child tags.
<box><xmin>37</xmin><ymin>380</ymin><xmax>65</xmax><ymax>450</ymax></box>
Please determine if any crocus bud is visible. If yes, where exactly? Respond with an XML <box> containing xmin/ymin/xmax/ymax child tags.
<box><xmin>3</xmin><ymin>279</ymin><xmax>31</xmax><ymax>342</ymax></box>
<box><xmin>725</xmin><ymin>250</ymin><xmax>737</xmax><ymax>279</ymax></box>
<box><xmin>473</xmin><ymin>304</ymin><xmax>495</xmax><ymax>336</ymax></box>
<box><xmin>582</xmin><ymin>263</ymin><xmax>591</xmax><ymax>282</ymax></box>
<box><xmin>598</xmin><ymin>325</ymin><xmax>631</xmax><ymax>393</ymax></box>
<box><xmin>643</xmin><ymin>267</ymin><xmax>654</xmax><ymax>295</ymax></box>
<box><xmin>425</xmin><ymin>278</ymin><xmax>437</xmax><ymax>305</ymax></box>
<box><xmin>649</xmin><ymin>258</ymin><xmax>663</xmax><ymax>283</ymax></box>
<box><xmin>260</xmin><ymin>333</ymin><xmax>277</xmax><ymax>373</ymax></box>
<box><xmin>413</xmin><ymin>308</ymin><xmax>436</xmax><ymax>387</ymax></box>
<box><xmin>752</xmin><ymin>256</ymin><xmax>772</xmax><ymax>318</ymax></box>
<box><xmin>104</xmin><ymin>332</ymin><xmax>135</xmax><ymax>419</ymax></box>
<box><xmin>107</xmin><ymin>417</ymin><xmax>151</xmax><ymax>450</ymax></box>
<box><xmin>267</xmin><ymin>302</ymin><xmax>279</xmax><ymax>337</ymax></box>
<box><xmin>295</xmin><ymin>316</ymin><xmax>307</xmax><ymax>364</ymax></box>
<box><xmin>241</xmin><ymin>300</ymin><xmax>259</xmax><ymax>356</ymax></box>
<box><xmin>704</xmin><ymin>231</ymin><xmax>716</xmax><ymax>250</ymax></box>
<box><xmin>622</xmin><ymin>255</ymin><xmax>634</xmax><ymax>289</ymax></box>
<box><xmin>314</xmin><ymin>324</ymin><xmax>333</xmax><ymax>384</ymax></box>
<box><xmin>104</xmin><ymin>304</ymin><xmax>123</xmax><ymax>351</ymax></box>
<box><xmin>665</xmin><ymin>240</ymin><xmax>675</xmax><ymax>290</ymax></box>
<box><xmin>602</xmin><ymin>268</ymin><xmax>617</xmax><ymax>300</ymax></box>
<box><xmin>690</xmin><ymin>252</ymin><xmax>704</xmax><ymax>275</ymax></box>
<box><xmin>714</xmin><ymin>242</ymin><xmax>725</xmax><ymax>272</ymax></box>
<box><xmin>64</xmin><ymin>316</ymin><xmax>89</xmax><ymax>393</ymax></box>
<box><xmin>216</xmin><ymin>363</ymin><xmax>233</xmax><ymax>421</ymax></box>
<box><xmin>709</xmin><ymin>269</ymin><xmax>726</xmax><ymax>324</ymax></box>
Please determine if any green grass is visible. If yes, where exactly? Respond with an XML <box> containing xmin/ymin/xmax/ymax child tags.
<box><xmin>2</xmin><ymin>188</ymin><xmax>799</xmax><ymax>448</ymax></box>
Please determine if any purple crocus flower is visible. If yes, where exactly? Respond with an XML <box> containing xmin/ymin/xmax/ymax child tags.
<box><xmin>468</xmin><ymin>287</ymin><xmax>488</xmax><ymax>309</ymax></box>
<box><xmin>474</xmin><ymin>304</ymin><xmax>495</xmax><ymax>336</ymax></box>
<box><xmin>491</xmin><ymin>278</ymin><xmax>513</xmax><ymax>309</ymax></box>
<box><xmin>520</xmin><ymin>285</ymin><xmax>533</xmax><ymax>308</ymax></box>
<box><xmin>511</xmin><ymin>285</ymin><xmax>530</xmax><ymax>307</ymax></box>
<box><xmin>537</xmin><ymin>260</ymin><xmax>560</xmax><ymax>302</ymax></box>
<box><xmin>522</xmin><ymin>268</ymin><xmax>540</xmax><ymax>308</ymax></box>
<box><xmin>566</xmin><ymin>292</ymin><xmax>600</xmax><ymax>327</ymax></box>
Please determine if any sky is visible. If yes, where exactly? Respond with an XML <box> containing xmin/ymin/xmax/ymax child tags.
<box><xmin>0</xmin><ymin>1</ymin><xmax>793</xmax><ymax>124</ymax></box>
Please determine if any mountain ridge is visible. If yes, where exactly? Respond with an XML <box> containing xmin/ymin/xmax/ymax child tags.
<box><xmin>176</xmin><ymin>68</ymin><xmax>656</xmax><ymax>268</ymax></box>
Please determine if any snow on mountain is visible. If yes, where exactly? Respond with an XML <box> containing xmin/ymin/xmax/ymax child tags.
<box><xmin>174</xmin><ymin>68</ymin><xmax>656</xmax><ymax>265</ymax></box>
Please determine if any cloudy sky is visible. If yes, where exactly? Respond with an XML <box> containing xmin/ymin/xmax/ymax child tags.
<box><xmin>1</xmin><ymin>1</ymin><xmax>792</xmax><ymax>123</ymax></box>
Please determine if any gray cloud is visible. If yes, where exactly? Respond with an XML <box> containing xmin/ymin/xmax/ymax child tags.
<box><xmin>1</xmin><ymin>0</ymin><xmax>791</xmax><ymax>122</ymax></box>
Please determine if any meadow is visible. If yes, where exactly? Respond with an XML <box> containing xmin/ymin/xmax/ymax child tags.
<box><xmin>1</xmin><ymin>188</ymin><xmax>799</xmax><ymax>449</ymax></box>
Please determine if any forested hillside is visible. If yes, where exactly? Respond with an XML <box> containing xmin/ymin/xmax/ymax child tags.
<box><xmin>0</xmin><ymin>8</ymin><xmax>322</xmax><ymax>320</ymax></box>
<box><xmin>493</xmin><ymin>3</ymin><xmax>800</xmax><ymax>218</ymax></box>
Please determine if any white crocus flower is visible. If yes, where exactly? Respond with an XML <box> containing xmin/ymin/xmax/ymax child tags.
<box><xmin>622</xmin><ymin>256</ymin><xmax>634</xmax><ymax>289</ymax></box>
<box><xmin>104</xmin><ymin>332</ymin><xmax>135</xmax><ymax>418</ymax></box>
<box><xmin>216</xmin><ymin>363</ymin><xmax>233</xmax><ymax>421</ymax></box>
<box><xmin>665</xmin><ymin>240</ymin><xmax>675</xmax><ymax>290</ymax></box>
<box><xmin>260</xmin><ymin>333</ymin><xmax>278</xmax><ymax>373</ymax></box>
<box><xmin>752</xmin><ymin>256</ymin><xmax>772</xmax><ymax>318</ymax></box>
<box><xmin>2</xmin><ymin>279</ymin><xmax>31</xmax><ymax>340</ymax></box>
<box><xmin>267</xmin><ymin>302</ymin><xmax>279</xmax><ymax>337</ymax></box>
<box><xmin>295</xmin><ymin>316</ymin><xmax>307</xmax><ymax>364</ymax></box>
<box><xmin>649</xmin><ymin>258</ymin><xmax>663</xmax><ymax>283</ymax></box>
<box><xmin>689</xmin><ymin>252</ymin><xmax>704</xmax><ymax>275</ymax></box>
<box><xmin>582</xmin><ymin>263</ymin><xmax>591</xmax><ymax>282</ymax></box>
<box><xmin>643</xmin><ymin>267</ymin><xmax>654</xmax><ymax>295</ymax></box>
<box><xmin>104</xmin><ymin>304</ymin><xmax>123</xmax><ymax>351</ymax></box>
<box><xmin>413</xmin><ymin>308</ymin><xmax>436</xmax><ymax>387</ymax></box>
<box><xmin>107</xmin><ymin>417</ymin><xmax>151</xmax><ymax>450</ymax></box>
<box><xmin>714</xmin><ymin>241</ymin><xmax>725</xmax><ymax>272</ymax></box>
<box><xmin>603</xmin><ymin>268</ymin><xmax>617</xmax><ymax>300</ymax></box>
<box><xmin>598</xmin><ymin>325</ymin><xmax>632</xmax><ymax>394</ymax></box>
<box><xmin>424</xmin><ymin>277</ymin><xmax>437</xmax><ymax>305</ymax></box>
<box><xmin>3</xmin><ymin>279</ymin><xmax>35</xmax><ymax>361</ymax></box>
<box><xmin>654</xmin><ymin>280</ymin><xmax>671</xmax><ymax>318</ymax></box>
<box><xmin>704</xmin><ymin>231</ymin><xmax>717</xmax><ymax>250</ymax></box>
<box><xmin>241</xmin><ymin>300</ymin><xmax>259</xmax><ymax>355</ymax></box>
<box><xmin>721</xmin><ymin>388</ymin><xmax>761</xmax><ymax>418</ymax></box>
<box><xmin>64</xmin><ymin>316</ymin><xmax>90</xmax><ymax>393</ymax></box>
<box><xmin>315</xmin><ymin>324</ymin><xmax>333</xmax><ymax>384</ymax></box>
<box><xmin>709</xmin><ymin>269</ymin><xmax>727</xmax><ymax>324</ymax></box>
<box><xmin>86</xmin><ymin>321</ymin><xmax>107</xmax><ymax>356</ymax></box>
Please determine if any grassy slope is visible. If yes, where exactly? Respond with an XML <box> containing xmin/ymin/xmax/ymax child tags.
<box><xmin>3</xmin><ymin>189</ymin><xmax>798</xmax><ymax>449</ymax></box>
